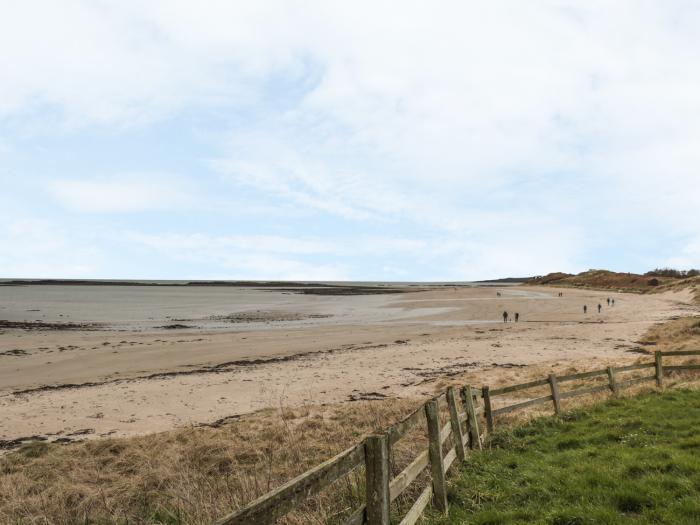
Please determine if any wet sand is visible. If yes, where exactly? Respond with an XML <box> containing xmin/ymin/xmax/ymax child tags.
<box><xmin>1</xmin><ymin>285</ymin><xmax>696</xmax><ymax>447</ymax></box>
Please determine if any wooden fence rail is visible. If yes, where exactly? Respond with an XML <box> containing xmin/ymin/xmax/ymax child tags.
<box><xmin>215</xmin><ymin>349</ymin><xmax>700</xmax><ymax>524</ymax></box>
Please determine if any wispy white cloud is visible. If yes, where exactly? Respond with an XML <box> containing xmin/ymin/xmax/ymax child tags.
<box><xmin>0</xmin><ymin>1</ymin><xmax>305</xmax><ymax>127</ymax></box>
<box><xmin>210</xmin><ymin>132</ymin><xmax>412</xmax><ymax>221</ymax></box>
<box><xmin>664</xmin><ymin>237</ymin><xmax>700</xmax><ymax>270</ymax></box>
<box><xmin>124</xmin><ymin>229</ymin><xmax>582</xmax><ymax>281</ymax></box>
<box><xmin>125</xmin><ymin>231</ymin><xmax>352</xmax><ymax>280</ymax></box>
<box><xmin>0</xmin><ymin>219</ymin><xmax>100</xmax><ymax>277</ymax></box>
<box><xmin>46</xmin><ymin>174</ymin><xmax>194</xmax><ymax>213</ymax></box>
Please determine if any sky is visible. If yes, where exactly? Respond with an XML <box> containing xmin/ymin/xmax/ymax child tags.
<box><xmin>2</xmin><ymin>1</ymin><xmax>700</xmax><ymax>281</ymax></box>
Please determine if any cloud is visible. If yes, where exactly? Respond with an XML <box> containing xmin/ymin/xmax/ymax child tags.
<box><xmin>0</xmin><ymin>1</ymin><xmax>307</xmax><ymax>127</ymax></box>
<box><xmin>46</xmin><ymin>174</ymin><xmax>194</xmax><ymax>213</ymax></box>
<box><xmin>3</xmin><ymin>2</ymin><xmax>700</xmax><ymax>278</ymax></box>
<box><xmin>664</xmin><ymin>237</ymin><xmax>700</xmax><ymax>270</ymax></box>
<box><xmin>126</xmin><ymin>232</ymin><xmax>337</xmax><ymax>255</ymax></box>
<box><xmin>210</xmin><ymin>132</ymin><xmax>413</xmax><ymax>221</ymax></box>
<box><xmin>0</xmin><ymin>219</ymin><xmax>100</xmax><ymax>277</ymax></box>
<box><xmin>125</xmin><ymin>231</ymin><xmax>431</xmax><ymax>260</ymax></box>
<box><xmin>124</xmin><ymin>230</ymin><xmax>583</xmax><ymax>281</ymax></box>
<box><xmin>125</xmin><ymin>231</ymin><xmax>351</xmax><ymax>280</ymax></box>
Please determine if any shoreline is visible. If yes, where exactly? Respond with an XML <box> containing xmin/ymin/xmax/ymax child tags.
<box><xmin>1</xmin><ymin>285</ymin><xmax>696</xmax><ymax>449</ymax></box>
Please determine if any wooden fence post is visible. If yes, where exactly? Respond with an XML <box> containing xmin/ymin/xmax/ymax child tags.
<box><xmin>425</xmin><ymin>399</ymin><xmax>448</xmax><ymax>514</ymax></box>
<box><xmin>365</xmin><ymin>433</ymin><xmax>390</xmax><ymax>525</ymax></box>
<box><xmin>459</xmin><ymin>387</ymin><xmax>469</xmax><ymax>421</ymax></box>
<box><xmin>462</xmin><ymin>385</ymin><xmax>482</xmax><ymax>450</ymax></box>
<box><xmin>548</xmin><ymin>374</ymin><xmax>561</xmax><ymax>415</ymax></box>
<box><xmin>447</xmin><ymin>386</ymin><xmax>466</xmax><ymax>463</ymax></box>
<box><xmin>606</xmin><ymin>366</ymin><xmax>618</xmax><ymax>396</ymax></box>
<box><xmin>482</xmin><ymin>386</ymin><xmax>494</xmax><ymax>434</ymax></box>
<box><xmin>655</xmin><ymin>351</ymin><xmax>664</xmax><ymax>388</ymax></box>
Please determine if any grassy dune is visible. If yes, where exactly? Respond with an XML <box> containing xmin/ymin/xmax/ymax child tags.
<box><xmin>641</xmin><ymin>316</ymin><xmax>700</xmax><ymax>353</ymax></box>
<box><xmin>425</xmin><ymin>389</ymin><xmax>700</xmax><ymax>525</ymax></box>
<box><xmin>528</xmin><ymin>269</ymin><xmax>700</xmax><ymax>298</ymax></box>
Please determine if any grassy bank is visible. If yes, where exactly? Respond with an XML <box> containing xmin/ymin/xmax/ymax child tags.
<box><xmin>426</xmin><ymin>389</ymin><xmax>700</xmax><ymax>525</ymax></box>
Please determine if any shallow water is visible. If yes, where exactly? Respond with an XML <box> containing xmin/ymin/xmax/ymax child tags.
<box><xmin>0</xmin><ymin>285</ymin><xmax>455</xmax><ymax>331</ymax></box>
<box><xmin>0</xmin><ymin>283</ymin><xmax>558</xmax><ymax>332</ymax></box>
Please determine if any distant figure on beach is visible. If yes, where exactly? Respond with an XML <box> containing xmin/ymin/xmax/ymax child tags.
<box><xmin>597</xmin><ymin>303</ymin><xmax>602</xmax><ymax>313</ymax></box>
<box><xmin>583</xmin><ymin>305</ymin><xmax>587</xmax><ymax>314</ymax></box>
<box><xmin>611</xmin><ymin>298</ymin><xmax>615</xmax><ymax>306</ymax></box>
<box><xmin>503</xmin><ymin>311</ymin><xmax>508</xmax><ymax>323</ymax></box>
<box><xmin>607</xmin><ymin>297</ymin><xmax>610</xmax><ymax>306</ymax></box>
<box><xmin>515</xmin><ymin>312</ymin><xmax>519</xmax><ymax>322</ymax></box>
<box><xmin>497</xmin><ymin>291</ymin><xmax>501</xmax><ymax>297</ymax></box>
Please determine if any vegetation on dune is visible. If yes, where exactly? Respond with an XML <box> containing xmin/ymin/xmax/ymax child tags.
<box><xmin>425</xmin><ymin>389</ymin><xmax>700</xmax><ymax>525</ymax></box>
<box><xmin>528</xmin><ymin>269</ymin><xmax>700</xmax><ymax>299</ymax></box>
<box><xmin>645</xmin><ymin>268</ymin><xmax>700</xmax><ymax>279</ymax></box>
<box><xmin>641</xmin><ymin>316</ymin><xmax>700</xmax><ymax>353</ymax></box>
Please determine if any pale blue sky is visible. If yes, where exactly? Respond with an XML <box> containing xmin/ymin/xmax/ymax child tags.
<box><xmin>2</xmin><ymin>1</ymin><xmax>700</xmax><ymax>281</ymax></box>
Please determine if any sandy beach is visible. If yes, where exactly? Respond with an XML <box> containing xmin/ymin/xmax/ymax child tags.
<box><xmin>1</xmin><ymin>284</ymin><xmax>696</xmax><ymax>447</ymax></box>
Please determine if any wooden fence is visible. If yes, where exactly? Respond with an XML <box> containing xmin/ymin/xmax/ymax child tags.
<box><xmin>214</xmin><ymin>350</ymin><xmax>700</xmax><ymax>525</ymax></box>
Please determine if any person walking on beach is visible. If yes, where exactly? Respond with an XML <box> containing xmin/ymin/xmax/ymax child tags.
<box><xmin>503</xmin><ymin>311</ymin><xmax>508</xmax><ymax>323</ymax></box>
<box><xmin>515</xmin><ymin>312</ymin><xmax>519</xmax><ymax>322</ymax></box>
<box><xmin>583</xmin><ymin>305</ymin><xmax>587</xmax><ymax>314</ymax></box>
<box><xmin>611</xmin><ymin>298</ymin><xmax>615</xmax><ymax>306</ymax></box>
<box><xmin>597</xmin><ymin>303</ymin><xmax>602</xmax><ymax>313</ymax></box>
<box><xmin>607</xmin><ymin>297</ymin><xmax>610</xmax><ymax>306</ymax></box>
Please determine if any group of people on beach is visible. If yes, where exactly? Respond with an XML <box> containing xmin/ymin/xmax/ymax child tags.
<box><xmin>583</xmin><ymin>297</ymin><xmax>615</xmax><ymax>314</ymax></box>
<box><xmin>498</xmin><ymin>290</ymin><xmax>616</xmax><ymax>323</ymax></box>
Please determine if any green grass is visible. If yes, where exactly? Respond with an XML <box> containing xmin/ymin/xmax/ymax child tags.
<box><xmin>424</xmin><ymin>390</ymin><xmax>700</xmax><ymax>525</ymax></box>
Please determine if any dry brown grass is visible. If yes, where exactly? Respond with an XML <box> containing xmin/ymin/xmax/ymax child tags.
<box><xmin>0</xmin><ymin>399</ymin><xmax>428</xmax><ymax>524</ymax></box>
<box><xmin>640</xmin><ymin>315</ymin><xmax>700</xmax><ymax>352</ymax></box>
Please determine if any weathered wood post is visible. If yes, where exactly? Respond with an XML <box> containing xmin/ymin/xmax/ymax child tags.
<box><xmin>459</xmin><ymin>387</ymin><xmax>469</xmax><ymax>424</ymax></box>
<box><xmin>446</xmin><ymin>386</ymin><xmax>466</xmax><ymax>463</ymax></box>
<box><xmin>425</xmin><ymin>399</ymin><xmax>448</xmax><ymax>513</ymax></box>
<box><xmin>606</xmin><ymin>366</ymin><xmax>618</xmax><ymax>396</ymax></box>
<box><xmin>655</xmin><ymin>351</ymin><xmax>664</xmax><ymax>388</ymax></box>
<box><xmin>482</xmin><ymin>385</ymin><xmax>494</xmax><ymax>434</ymax></box>
<box><xmin>462</xmin><ymin>384</ymin><xmax>482</xmax><ymax>450</ymax></box>
<box><xmin>548</xmin><ymin>374</ymin><xmax>561</xmax><ymax>415</ymax></box>
<box><xmin>365</xmin><ymin>433</ymin><xmax>390</xmax><ymax>525</ymax></box>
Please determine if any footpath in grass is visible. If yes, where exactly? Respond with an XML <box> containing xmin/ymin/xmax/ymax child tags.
<box><xmin>425</xmin><ymin>389</ymin><xmax>700</xmax><ymax>525</ymax></box>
